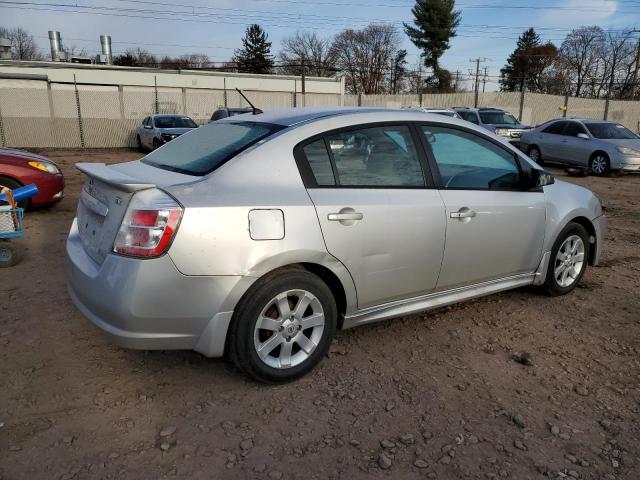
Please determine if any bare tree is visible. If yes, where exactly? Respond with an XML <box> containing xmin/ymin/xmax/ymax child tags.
<box><xmin>559</xmin><ymin>26</ymin><xmax>606</xmax><ymax>97</ymax></box>
<box><xmin>0</xmin><ymin>26</ymin><xmax>43</xmax><ymax>60</ymax></box>
<box><xmin>278</xmin><ymin>31</ymin><xmax>337</xmax><ymax>77</ymax></box>
<box><xmin>599</xmin><ymin>30</ymin><xmax>638</xmax><ymax>98</ymax></box>
<box><xmin>332</xmin><ymin>24</ymin><xmax>402</xmax><ymax>94</ymax></box>
<box><xmin>113</xmin><ymin>48</ymin><xmax>158</xmax><ymax>68</ymax></box>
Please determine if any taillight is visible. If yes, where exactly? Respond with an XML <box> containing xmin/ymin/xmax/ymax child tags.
<box><xmin>113</xmin><ymin>189</ymin><xmax>183</xmax><ymax>258</ymax></box>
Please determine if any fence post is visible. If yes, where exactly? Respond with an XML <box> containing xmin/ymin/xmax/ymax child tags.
<box><xmin>118</xmin><ymin>85</ymin><xmax>125</xmax><ymax>120</ymax></box>
<box><xmin>154</xmin><ymin>76</ymin><xmax>159</xmax><ymax>114</ymax></box>
<box><xmin>0</xmin><ymin>99</ymin><xmax>5</xmax><ymax>147</ymax></box>
<box><xmin>47</xmin><ymin>82</ymin><xmax>56</xmax><ymax>146</ymax></box>
<box><xmin>518</xmin><ymin>89</ymin><xmax>526</xmax><ymax>122</ymax></box>
<box><xmin>358</xmin><ymin>93</ymin><xmax>362</xmax><ymax>107</ymax></box>
<box><xmin>293</xmin><ymin>79</ymin><xmax>297</xmax><ymax>107</ymax></box>
<box><xmin>603</xmin><ymin>97</ymin><xmax>609</xmax><ymax>120</ymax></box>
<box><xmin>419</xmin><ymin>90</ymin><xmax>423</xmax><ymax>107</ymax></box>
<box><xmin>562</xmin><ymin>94</ymin><xmax>569</xmax><ymax>118</ymax></box>
<box><xmin>223</xmin><ymin>77</ymin><xmax>227</xmax><ymax>108</ymax></box>
<box><xmin>181</xmin><ymin>87</ymin><xmax>187</xmax><ymax>115</ymax></box>
<box><xmin>73</xmin><ymin>75</ymin><xmax>85</xmax><ymax>148</ymax></box>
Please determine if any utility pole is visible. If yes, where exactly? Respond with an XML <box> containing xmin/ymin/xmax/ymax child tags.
<box><xmin>482</xmin><ymin>67</ymin><xmax>488</xmax><ymax>93</ymax></box>
<box><xmin>454</xmin><ymin>70</ymin><xmax>460</xmax><ymax>92</ymax></box>
<box><xmin>470</xmin><ymin>58</ymin><xmax>487</xmax><ymax>108</ymax></box>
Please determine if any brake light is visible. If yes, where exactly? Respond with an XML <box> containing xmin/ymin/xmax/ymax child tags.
<box><xmin>113</xmin><ymin>189</ymin><xmax>183</xmax><ymax>258</ymax></box>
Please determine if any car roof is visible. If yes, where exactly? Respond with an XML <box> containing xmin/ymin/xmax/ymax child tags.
<box><xmin>151</xmin><ymin>114</ymin><xmax>192</xmax><ymax>118</ymax></box>
<box><xmin>543</xmin><ymin>118</ymin><xmax>613</xmax><ymax>124</ymax></box>
<box><xmin>223</xmin><ymin>107</ymin><xmax>393</xmax><ymax>127</ymax></box>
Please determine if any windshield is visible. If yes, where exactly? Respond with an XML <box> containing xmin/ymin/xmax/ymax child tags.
<box><xmin>154</xmin><ymin>116</ymin><xmax>197</xmax><ymax>129</ymax></box>
<box><xmin>143</xmin><ymin>121</ymin><xmax>284</xmax><ymax>175</ymax></box>
<box><xmin>585</xmin><ymin>123</ymin><xmax>639</xmax><ymax>140</ymax></box>
<box><xmin>479</xmin><ymin>111</ymin><xmax>518</xmax><ymax>125</ymax></box>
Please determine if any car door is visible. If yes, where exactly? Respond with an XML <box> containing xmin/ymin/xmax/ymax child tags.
<box><xmin>295</xmin><ymin>124</ymin><xmax>446</xmax><ymax>309</ymax></box>
<box><xmin>561</xmin><ymin>121</ymin><xmax>592</xmax><ymax>166</ymax></box>
<box><xmin>141</xmin><ymin>117</ymin><xmax>153</xmax><ymax>148</ymax></box>
<box><xmin>419</xmin><ymin>124</ymin><xmax>546</xmax><ymax>291</ymax></box>
<box><xmin>537</xmin><ymin>121</ymin><xmax>567</xmax><ymax>162</ymax></box>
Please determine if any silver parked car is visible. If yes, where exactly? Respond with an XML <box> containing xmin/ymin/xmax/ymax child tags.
<box><xmin>136</xmin><ymin>114</ymin><xmax>198</xmax><ymax>151</ymax></box>
<box><xmin>67</xmin><ymin>108</ymin><xmax>606</xmax><ymax>383</ymax></box>
<box><xmin>520</xmin><ymin>118</ymin><xmax>640</xmax><ymax>175</ymax></box>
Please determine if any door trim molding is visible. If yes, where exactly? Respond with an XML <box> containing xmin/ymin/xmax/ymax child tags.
<box><xmin>342</xmin><ymin>272</ymin><xmax>535</xmax><ymax>329</ymax></box>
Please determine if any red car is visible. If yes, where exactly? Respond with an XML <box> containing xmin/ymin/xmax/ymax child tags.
<box><xmin>0</xmin><ymin>148</ymin><xmax>65</xmax><ymax>208</ymax></box>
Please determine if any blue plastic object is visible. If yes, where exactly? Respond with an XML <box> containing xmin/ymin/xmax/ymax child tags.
<box><xmin>0</xmin><ymin>184</ymin><xmax>39</xmax><ymax>203</ymax></box>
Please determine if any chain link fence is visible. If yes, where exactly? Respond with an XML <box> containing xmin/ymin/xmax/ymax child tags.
<box><xmin>0</xmin><ymin>78</ymin><xmax>639</xmax><ymax>149</ymax></box>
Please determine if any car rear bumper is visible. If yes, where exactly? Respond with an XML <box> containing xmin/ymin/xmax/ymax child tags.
<box><xmin>66</xmin><ymin>218</ymin><xmax>245</xmax><ymax>357</ymax></box>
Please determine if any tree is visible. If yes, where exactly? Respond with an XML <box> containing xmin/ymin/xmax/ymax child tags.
<box><xmin>278</xmin><ymin>31</ymin><xmax>336</xmax><ymax>77</ymax></box>
<box><xmin>233</xmin><ymin>24</ymin><xmax>274</xmax><ymax>74</ymax></box>
<box><xmin>389</xmin><ymin>49</ymin><xmax>407</xmax><ymax>94</ymax></box>
<box><xmin>404</xmin><ymin>0</ymin><xmax>460</xmax><ymax>91</ymax></box>
<box><xmin>559</xmin><ymin>26</ymin><xmax>605</xmax><ymax>96</ymax></box>
<box><xmin>332</xmin><ymin>24</ymin><xmax>402</xmax><ymax>94</ymax></box>
<box><xmin>113</xmin><ymin>48</ymin><xmax>158</xmax><ymax>68</ymax></box>
<box><xmin>500</xmin><ymin>28</ymin><xmax>559</xmax><ymax>92</ymax></box>
<box><xmin>0</xmin><ymin>26</ymin><xmax>43</xmax><ymax>60</ymax></box>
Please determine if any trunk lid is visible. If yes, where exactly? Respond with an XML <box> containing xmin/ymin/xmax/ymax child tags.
<box><xmin>75</xmin><ymin>162</ymin><xmax>197</xmax><ymax>265</ymax></box>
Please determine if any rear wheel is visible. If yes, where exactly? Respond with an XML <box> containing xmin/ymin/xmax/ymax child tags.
<box><xmin>152</xmin><ymin>138</ymin><xmax>162</xmax><ymax>150</ymax></box>
<box><xmin>528</xmin><ymin>145</ymin><xmax>543</xmax><ymax>165</ymax></box>
<box><xmin>0</xmin><ymin>176</ymin><xmax>28</xmax><ymax>210</ymax></box>
<box><xmin>227</xmin><ymin>269</ymin><xmax>337</xmax><ymax>383</ymax></box>
<box><xmin>544</xmin><ymin>222</ymin><xmax>589</xmax><ymax>296</ymax></box>
<box><xmin>590</xmin><ymin>153</ymin><xmax>610</xmax><ymax>176</ymax></box>
<box><xmin>0</xmin><ymin>242</ymin><xmax>21</xmax><ymax>268</ymax></box>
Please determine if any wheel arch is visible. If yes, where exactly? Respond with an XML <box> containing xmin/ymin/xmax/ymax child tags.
<box><xmin>567</xmin><ymin>216</ymin><xmax>597</xmax><ymax>265</ymax></box>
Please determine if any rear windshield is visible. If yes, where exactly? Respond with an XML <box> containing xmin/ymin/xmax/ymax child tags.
<box><xmin>479</xmin><ymin>111</ymin><xmax>518</xmax><ymax>125</ymax></box>
<box><xmin>154</xmin><ymin>116</ymin><xmax>197</xmax><ymax>129</ymax></box>
<box><xmin>143</xmin><ymin>121</ymin><xmax>283</xmax><ymax>175</ymax></box>
<box><xmin>585</xmin><ymin>123</ymin><xmax>639</xmax><ymax>140</ymax></box>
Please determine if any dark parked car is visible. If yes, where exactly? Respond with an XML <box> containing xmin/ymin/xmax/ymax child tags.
<box><xmin>209</xmin><ymin>107</ymin><xmax>257</xmax><ymax>122</ymax></box>
<box><xmin>0</xmin><ymin>148</ymin><xmax>65</xmax><ymax>208</ymax></box>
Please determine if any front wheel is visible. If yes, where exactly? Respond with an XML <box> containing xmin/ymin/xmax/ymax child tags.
<box><xmin>152</xmin><ymin>138</ymin><xmax>162</xmax><ymax>150</ymax></box>
<box><xmin>544</xmin><ymin>222</ymin><xmax>589</xmax><ymax>296</ymax></box>
<box><xmin>227</xmin><ymin>269</ymin><xmax>337</xmax><ymax>383</ymax></box>
<box><xmin>0</xmin><ymin>242</ymin><xmax>21</xmax><ymax>268</ymax></box>
<box><xmin>590</xmin><ymin>153</ymin><xmax>610</xmax><ymax>176</ymax></box>
<box><xmin>528</xmin><ymin>146</ymin><xmax>543</xmax><ymax>165</ymax></box>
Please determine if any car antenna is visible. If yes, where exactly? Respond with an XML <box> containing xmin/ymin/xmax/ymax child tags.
<box><xmin>235</xmin><ymin>88</ymin><xmax>263</xmax><ymax>115</ymax></box>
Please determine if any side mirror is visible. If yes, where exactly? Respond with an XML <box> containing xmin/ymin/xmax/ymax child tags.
<box><xmin>530</xmin><ymin>168</ymin><xmax>554</xmax><ymax>188</ymax></box>
<box><xmin>577</xmin><ymin>132</ymin><xmax>589</xmax><ymax>140</ymax></box>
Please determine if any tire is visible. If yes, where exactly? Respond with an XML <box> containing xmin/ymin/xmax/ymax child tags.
<box><xmin>528</xmin><ymin>145</ymin><xmax>543</xmax><ymax>165</ymax></box>
<box><xmin>227</xmin><ymin>269</ymin><xmax>337</xmax><ymax>384</ymax></box>
<box><xmin>544</xmin><ymin>222</ymin><xmax>589</xmax><ymax>296</ymax></box>
<box><xmin>136</xmin><ymin>135</ymin><xmax>144</xmax><ymax>152</ymax></box>
<box><xmin>0</xmin><ymin>242</ymin><xmax>21</xmax><ymax>268</ymax></box>
<box><xmin>0</xmin><ymin>176</ymin><xmax>29</xmax><ymax>210</ymax></box>
<box><xmin>152</xmin><ymin>138</ymin><xmax>162</xmax><ymax>150</ymax></box>
<box><xmin>590</xmin><ymin>152</ymin><xmax>610</xmax><ymax>176</ymax></box>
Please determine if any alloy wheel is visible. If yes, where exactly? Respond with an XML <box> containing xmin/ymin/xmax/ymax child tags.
<box><xmin>554</xmin><ymin>234</ymin><xmax>585</xmax><ymax>288</ymax></box>
<box><xmin>253</xmin><ymin>289</ymin><xmax>325</xmax><ymax>369</ymax></box>
<box><xmin>591</xmin><ymin>155</ymin><xmax>608</xmax><ymax>175</ymax></box>
<box><xmin>529</xmin><ymin>148</ymin><xmax>540</xmax><ymax>163</ymax></box>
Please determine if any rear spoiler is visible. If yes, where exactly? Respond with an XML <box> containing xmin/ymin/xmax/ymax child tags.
<box><xmin>76</xmin><ymin>163</ymin><xmax>155</xmax><ymax>193</ymax></box>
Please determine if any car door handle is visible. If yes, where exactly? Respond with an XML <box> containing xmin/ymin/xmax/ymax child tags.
<box><xmin>450</xmin><ymin>209</ymin><xmax>476</xmax><ymax>219</ymax></box>
<box><xmin>328</xmin><ymin>212</ymin><xmax>364</xmax><ymax>221</ymax></box>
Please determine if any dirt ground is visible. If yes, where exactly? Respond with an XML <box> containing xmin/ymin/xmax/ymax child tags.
<box><xmin>1</xmin><ymin>149</ymin><xmax>639</xmax><ymax>480</ymax></box>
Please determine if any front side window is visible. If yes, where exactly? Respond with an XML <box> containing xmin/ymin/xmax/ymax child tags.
<box><xmin>421</xmin><ymin>126</ymin><xmax>521</xmax><ymax>190</ymax></box>
<box><xmin>479</xmin><ymin>111</ymin><xmax>518</xmax><ymax>125</ymax></box>
<box><xmin>326</xmin><ymin>125</ymin><xmax>425</xmax><ymax>187</ymax></box>
<box><xmin>144</xmin><ymin>121</ymin><xmax>283</xmax><ymax>175</ymax></box>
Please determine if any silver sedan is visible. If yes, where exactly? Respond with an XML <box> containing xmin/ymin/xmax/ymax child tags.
<box><xmin>520</xmin><ymin>118</ymin><xmax>640</xmax><ymax>175</ymax></box>
<box><xmin>67</xmin><ymin>108</ymin><xmax>606</xmax><ymax>383</ymax></box>
<box><xmin>136</xmin><ymin>114</ymin><xmax>198</xmax><ymax>151</ymax></box>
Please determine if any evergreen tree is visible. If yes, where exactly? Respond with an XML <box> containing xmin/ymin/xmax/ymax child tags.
<box><xmin>233</xmin><ymin>24</ymin><xmax>274</xmax><ymax>74</ymax></box>
<box><xmin>404</xmin><ymin>0</ymin><xmax>460</xmax><ymax>91</ymax></box>
<box><xmin>500</xmin><ymin>28</ymin><xmax>558</xmax><ymax>92</ymax></box>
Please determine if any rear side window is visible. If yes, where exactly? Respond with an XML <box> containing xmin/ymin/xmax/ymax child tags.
<box><xmin>543</xmin><ymin>121</ymin><xmax>566</xmax><ymax>134</ymax></box>
<box><xmin>459</xmin><ymin>112</ymin><xmax>479</xmax><ymax>124</ymax></box>
<box><xmin>327</xmin><ymin>125</ymin><xmax>425</xmax><ymax>187</ymax></box>
<box><xmin>143</xmin><ymin>121</ymin><xmax>283</xmax><ymax>175</ymax></box>
<box><xmin>421</xmin><ymin>126</ymin><xmax>521</xmax><ymax>190</ymax></box>
<box><xmin>302</xmin><ymin>139</ymin><xmax>336</xmax><ymax>186</ymax></box>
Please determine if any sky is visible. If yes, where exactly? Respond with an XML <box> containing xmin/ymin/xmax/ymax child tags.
<box><xmin>1</xmin><ymin>0</ymin><xmax>639</xmax><ymax>91</ymax></box>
